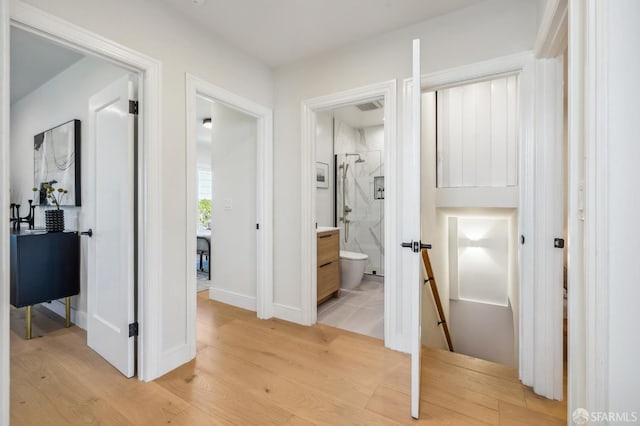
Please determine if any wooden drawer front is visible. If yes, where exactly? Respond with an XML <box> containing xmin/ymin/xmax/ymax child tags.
<box><xmin>317</xmin><ymin>260</ymin><xmax>340</xmax><ymax>301</ymax></box>
<box><xmin>317</xmin><ymin>231</ymin><xmax>339</xmax><ymax>265</ymax></box>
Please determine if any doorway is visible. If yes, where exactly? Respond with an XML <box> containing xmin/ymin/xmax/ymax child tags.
<box><xmin>405</xmin><ymin>51</ymin><xmax>566</xmax><ymax>414</ymax></box>
<box><xmin>192</xmin><ymin>95</ymin><xmax>258</xmax><ymax>304</ymax></box>
<box><xmin>0</xmin><ymin>12</ymin><xmax>164</xmax><ymax>415</ymax></box>
<box><xmin>185</xmin><ymin>74</ymin><xmax>273</xmax><ymax>357</ymax></box>
<box><xmin>420</xmin><ymin>74</ymin><xmax>521</xmax><ymax>368</ymax></box>
<box><xmin>315</xmin><ymin>101</ymin><xmax>386</xmax><ymax>340</ymax></box>
<box><xmin>7</xmin><ymin>26</ymin><xmax>140</xmax><ymax>375</ymax></box>
<box><xmin>300</xmin><ymin>80</ymin><xmax>400</xmax><ymax>349</ymax></box>
<box><xmin>195</xmin><ymin>95</ymin><xmax>213</xmax><ymax>292</ymax></box>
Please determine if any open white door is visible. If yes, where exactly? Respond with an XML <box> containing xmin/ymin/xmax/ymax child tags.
<box><xmin>87</xmin><ymin>75</ymin><xmax>136</xmax><ymax>377</ymax></box>
<box><xmin>401</xmin><ymin>39</ymin><xmax>424</xmax><ymax>419</ymax></box>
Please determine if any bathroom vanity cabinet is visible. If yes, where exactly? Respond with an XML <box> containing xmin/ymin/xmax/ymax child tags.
<box><xmin>317</xmin><ymin>228</ymin><xmax>340</xmax><ymax>304</ymax></box>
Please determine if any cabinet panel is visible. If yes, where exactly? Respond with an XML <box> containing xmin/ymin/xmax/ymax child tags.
<box><xmin>317</xmin><ymin>231</ymin><xmax>339</xmax><ymax>265</ymax></box>
<box><xmin>317</xmin><ymin>261</ymin><xmax>340</xmax><ymax>303</ymax></box>
<box><xmin>317</xmin><ymin>229</ymin><xmax>340</xmax><ymax>304</ymax></box>
<box><xmin>10</xmin><ymin>231</ymin><xmax>80</xmax><ymax>308</ymax></box>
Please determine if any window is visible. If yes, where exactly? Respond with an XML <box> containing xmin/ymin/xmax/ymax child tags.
<box><xmin>198</xmin><ymin>168</ymin><xmax>212</xmax><ymax>229</ymax></box>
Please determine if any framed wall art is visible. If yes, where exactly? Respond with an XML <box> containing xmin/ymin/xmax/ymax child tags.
<box><xmin>34</xmin><ymin>119</ymin><xmax>81</xmax><ymax>206</ymax></box>
<box><xmin>316</xmin><ymin>162</ymin><xmax>329</xmax><ymax>189</ymax></box>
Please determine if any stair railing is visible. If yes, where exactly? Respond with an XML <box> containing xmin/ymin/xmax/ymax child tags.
<box><xmin>421</xmin><ymin>249</ymin><xmax>454</xmax><ymax>352</ymax></box>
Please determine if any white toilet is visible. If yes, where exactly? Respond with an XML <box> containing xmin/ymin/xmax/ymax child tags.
<box><xmin>339</xmin><ymin>250</ymin><xmax>369</xmax><ymax>290</ymax></box>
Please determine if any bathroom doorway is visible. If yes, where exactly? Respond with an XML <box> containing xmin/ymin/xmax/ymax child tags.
<box><xmin>315</xmin><ymin>100</ymin><xmax>386</xmax><ymax>340</ymax></box>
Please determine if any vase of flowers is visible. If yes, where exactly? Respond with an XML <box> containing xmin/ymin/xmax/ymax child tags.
<box><xmin>37</xmin><ymin>184</ymin><xmax>69</xmax><ymax>232</ymax></box>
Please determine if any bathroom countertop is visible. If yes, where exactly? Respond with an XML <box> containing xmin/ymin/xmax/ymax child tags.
<box><xmin>317</xmin><ymin>226</ymin><xmax>339</xmax><ymax>233</ymax></box>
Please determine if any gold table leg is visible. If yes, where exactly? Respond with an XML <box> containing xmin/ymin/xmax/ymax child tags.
<box><xmin>65</xmin><ymin>297</ymin><xmax>71</xmax><ymax>328</ymax></box>
<box><xmin>26</xmin><ymin>305</ymin><xmax>32</xmax><ymax>340</ymax></box>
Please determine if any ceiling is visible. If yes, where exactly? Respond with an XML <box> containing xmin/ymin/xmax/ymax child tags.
<box><xmin>160</xmin><ymin>0</ymin><xmax>485</xmax><ymax>67</ymax></box>
<box><xmin>10</xmin><ymin>27</ymin><xmax>84</xmax><ymax>104</ymax></box>
<box><xmin>333</xmin><ymin>101</ymin><xmax>384</xmax><ymax>129</ymax></box>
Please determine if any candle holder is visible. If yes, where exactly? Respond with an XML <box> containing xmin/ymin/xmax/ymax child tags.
<box><xmin>9</xmin><ymin>200</ymin><xmax>36</xmax><ymax>231</ymax></box>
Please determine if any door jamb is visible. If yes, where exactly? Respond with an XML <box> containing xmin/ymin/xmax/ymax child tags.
<box><xmin>1</xmin><ymin>0</ymin><xmax>164</xmax><ymax>388</ymax></box>
<box><xmin>300</xmin><ymin>81</ymin><xmax>399</xmax><ymax>348</ymax></box>
<box><xmin>567</xmin><ymin>0</ymin><xmax>610</xmax><ymax>416</ymax></box>
<box><xmin>1</xmin><ymin>0</ymin><xmax>10</xmax><ymax>424</ymax></box>
<box><xmin>185</xmin><ymin>74</ymin><xmax>273</xmax><ymax>355</ymax></box>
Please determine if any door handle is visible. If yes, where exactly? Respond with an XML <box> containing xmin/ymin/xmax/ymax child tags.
<box><xmin>401</xmin><ymin>240</ymin><xmax>432</xmax><ymax>253</ymax></box>
<box><xmin>81</xmin><ymin>229</ymin><xmax>93</xmax><ymax>238</ymax></box>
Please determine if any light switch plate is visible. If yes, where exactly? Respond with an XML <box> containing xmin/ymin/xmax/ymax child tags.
<box><xmin>223</xmin><ymin>198</ymin><xmax>232</xmax><ymax>210</ymax></box>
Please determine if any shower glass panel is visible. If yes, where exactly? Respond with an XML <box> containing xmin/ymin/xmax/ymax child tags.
<box><xmin>337</xmin><ymin>150</ymin><xmax>384</xmax><ymax>275</ymax></box>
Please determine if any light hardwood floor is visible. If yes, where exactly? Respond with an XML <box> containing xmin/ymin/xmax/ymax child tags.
<box><xmin>9</xmin><ymin>292</ymin><xmax>567</xmax><ymax>425</ymax></box>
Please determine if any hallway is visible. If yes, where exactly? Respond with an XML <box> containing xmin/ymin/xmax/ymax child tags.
<box><xmin>9</xmin><ymin>292</ymin><xmax>566</xmax><ymax>424</ymax></box>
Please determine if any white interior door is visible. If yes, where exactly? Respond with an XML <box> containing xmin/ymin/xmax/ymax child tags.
<box><xmin>87</xmin><ymin>75</ymin><xmax>136</xmax><ymax>377</ymax></box>
<box><xmin>401</xmin><ymin>39</ymin><xmax>423</xmax><ymax>419</ymax></box>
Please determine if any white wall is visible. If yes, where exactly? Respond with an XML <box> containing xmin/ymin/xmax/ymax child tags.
<box><xmin>315</xmin><ymin>111</ymin><xmax>333</xmax><ymax>227</ymax></box>
<box><xmin>508</xmin><ymin>209</ymin><xmax>519</xmax><ymax>366</ymax></box>
<box><xmin>196</xmin><ymin>144</ymin><xmax>211</xmax><ymax>170</ymax></box>
<box><xmin>273</xmin><ymin>0</ymin><xmax>537</xmax><ymax>316</ymax></box>
<box><xmin>454</xmin><ymin>217</ymin><xmax>510</xmax><ymax>306</ymax></box>
<box><xmin>10</xmin><ymin>55</ymin><xmax>128</xmax><ymax>325</ymax></box>
<box><xmin>450</xmin><ymin>299</ymin><xmax>515</xmax><ymax>366</ymax></box>
<box><xmin>437</xmin><ymin>75</ymin><xmax>518</xmax><ymax>188</ymax></box>
<box><xmin>16</xmin><ymin>0</ymin><xmax>273</xmax><ymax>363</ymax></box>
<box><xmin>209</xmin><ymin>103</ymin><xmax>257</xmax><ymax>309</ymax></box>
<box><xmin>607</xmin><ymin>0</ymin><xmax>640</xmax><ymax>416</ymax></box>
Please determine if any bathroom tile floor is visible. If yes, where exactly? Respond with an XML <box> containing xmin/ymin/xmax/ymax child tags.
<box><xmin>317</xmin><ymin>276</ymin><xmax>384</xmax><ymax>340</ymax></box>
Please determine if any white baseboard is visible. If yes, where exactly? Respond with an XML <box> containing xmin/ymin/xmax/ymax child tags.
<box><xmin>158</xmin><ymin>343</ymin><xmax>193</xmax><ymax>379</ymax></box>
<box><xmin>273</xmin><ymin>303</ymin><xmax>303</xmax><ymax>324</ymax></box>
<box><xmin>208</xmin><ymin>287</ymin><xmax>256</xmax><ymax>312</ymax></box>
<box><xmin>40</xmin><ymin>300</ymin><xmax>87</xmax><ymax>330</ymax></box>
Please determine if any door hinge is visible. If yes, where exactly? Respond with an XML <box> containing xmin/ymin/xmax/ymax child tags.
<box><xmin>256</xmin><ymin>223</ymin><xmax>260</xmax><ymax>230</ymax></box>
<box><xmin>554</xmin><ymin>238</ymin><xmax>565</xmax><ymax>249</ymax></box>
<box><xmin>129</xmin><ymin>322</ymin><xmax>139</xmax><ymax>337</ymax></box>
<box><xmin>129</xmin><ymin>100</ymin><xmax>139</xmax><ymax>115</ymax></box>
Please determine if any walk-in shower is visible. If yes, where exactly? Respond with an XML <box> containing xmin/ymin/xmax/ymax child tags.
<box><xmin>336</xmin><ymin>148</ymin><xmax>384</xmax><ymax>275</ymax></box>
<box><xmin>339</xmin><ymin>153</ymin><xmax>364</xmax><ymax>242</ymax></box>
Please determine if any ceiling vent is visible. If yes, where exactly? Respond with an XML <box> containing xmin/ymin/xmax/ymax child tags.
<box><xmin>355</xmin><ymin>100</ymin><xmax>384</xmax><ymax>111</ymax></box>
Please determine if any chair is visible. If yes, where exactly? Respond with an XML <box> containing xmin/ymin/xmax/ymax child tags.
<box><xmin>197</xmin><ymin>236</ymin><xmax>211</xmax><ymax>279</ymax></box>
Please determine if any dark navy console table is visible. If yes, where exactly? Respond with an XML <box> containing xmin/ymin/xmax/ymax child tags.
<box><xmin>10</xmin><ymin>229</ymin><xmax>80</xmax><ymax>339</ymax></box>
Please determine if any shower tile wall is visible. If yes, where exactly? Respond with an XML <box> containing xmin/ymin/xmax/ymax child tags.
<box><xmin>335</xmin><ymin>119</ymin><xmax>384</xmax><ymax>275</ymax></box>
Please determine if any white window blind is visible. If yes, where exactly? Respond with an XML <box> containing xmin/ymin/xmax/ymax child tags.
<box><xmin>198</xmin><ymin>169</ymin><xmax>212</xmax><ymax>200</ymax></box>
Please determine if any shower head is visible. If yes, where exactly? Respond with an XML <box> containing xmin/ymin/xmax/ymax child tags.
<box><xmin>346</xmin><ymin>152</ymin><xmax>365</xmax><ymax>163</ymax></box>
